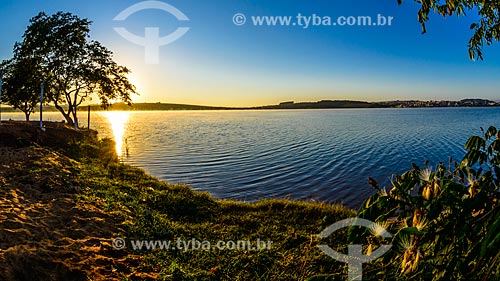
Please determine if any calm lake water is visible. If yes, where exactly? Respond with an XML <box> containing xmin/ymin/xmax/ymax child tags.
<box><xmin>4</xmin><ymin>108</ymin><xmax>500</xmax><ymax>208</ymax></box>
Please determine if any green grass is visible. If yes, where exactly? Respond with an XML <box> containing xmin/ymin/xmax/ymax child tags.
<box><xmin>0</xmin><ymin>123</ymin><xmax>356</xmax><ymax>280</ymax></box>
<box><xmin>71</xmin><ymin>139</ymin><xmax>355</xmax><ymax>280</ymax></box>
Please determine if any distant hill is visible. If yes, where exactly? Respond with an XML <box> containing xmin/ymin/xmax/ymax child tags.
<box><xmin>2</xmin><ymin>99</ymin><xmax>498</xmax><ymax>113</ymax></box>
<box><xmin>86</xmin><ymin>100</ymin><xmax>383</xmax><ymax>111</ymax></box>
<box><xmin>254</xmin><ymin>100</ymin><xmax>382</xmax><ymax>109</ymax></box>
<box><xmin>90</xmin><ymin>102</ymin><xmax>232</xmax><ymax>111</ymax></box>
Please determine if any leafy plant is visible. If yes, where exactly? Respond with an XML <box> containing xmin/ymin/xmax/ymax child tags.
<box><xmin>346</xmin><ymin>126</ymin><xmax>500</xmax><ymax>280</ymax></box>
<box><xmin>398</xmin><ymin>0</ymin><xmax>500</xmax><ymax>61</ymax></box>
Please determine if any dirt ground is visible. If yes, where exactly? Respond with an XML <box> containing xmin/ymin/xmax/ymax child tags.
<box><xmin>0</xmin><ymin>122</ymin><xmax>155</xmax><ymax>280</ymax></box>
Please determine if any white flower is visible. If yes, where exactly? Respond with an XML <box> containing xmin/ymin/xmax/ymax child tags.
<box><xmin>419</xmin><ymin>167</ymin><xmax>432</xmax><ymax>182</ymax></box>
<box><xmin>465</xmin><ymin>174</ymin><xmax>477</xmax><ymax>187</ymax></box>
<box><xmin>414</xmin><ymin>217</ymin><xmax>429</xmax><ymax>231</ymax></box>
<box><xmin>463</xmin><ymin>167</ymin><xmax>476</xmax><ymax>186</ymax></box>
<box><xmin>398</xmin><ymin>234</ymin><xmax>414</xmax><ymax>251</ymax></box>
<box><xmin>400</xmin><ymin>235</ymin><xmax>419</xmax><ymax>274</ymax></box>
<box><xmin>379</xmin><ymin>187</ymin><xmax>388</xmax><ymax>197</ymax></box>
<box><xmin>369</xmin><ymin>221</ymin><xmax>390</xmax><ymax>237</ymax></box>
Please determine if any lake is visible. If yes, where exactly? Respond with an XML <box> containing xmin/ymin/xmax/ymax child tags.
<box><xmin>3</xmin><ymin>107</ymin><xmax>500</xmax><ymax>208</ymax></box>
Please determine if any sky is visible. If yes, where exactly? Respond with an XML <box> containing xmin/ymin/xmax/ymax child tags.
<box><xmin>1</xmin><ymin>0</ymin><xmax>499</xmax><ymax>107</ymax></box>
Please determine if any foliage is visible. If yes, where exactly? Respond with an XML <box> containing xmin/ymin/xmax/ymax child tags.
<box><xmin>399</xmin><ymin>0</ymin><xmax>500</xmax><ymax>60</ymax></box>
<box><xmin>12</xmin><ymin>12</ymin><xmax>137</xmax><ymax>127</ymax></box>
<box><xmin>341</xmin><ymin>126</ymin><xmax>500</xmax><ymax>280</ymax></box>
<box><xmin>0</xmin><ymin>58</ymin><xmax>43</xmax><ymax>121</ymax></box>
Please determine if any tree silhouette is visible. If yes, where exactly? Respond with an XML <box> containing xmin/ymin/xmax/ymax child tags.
<box><xmin>0</xmin><ymin>58</ymin><xmax>42</xmax><ymax>121</ymax></box>
<box><xmin>13</xmin><ymin>12</ymin><xmax>137</xmax><ymax>127</ymax></box>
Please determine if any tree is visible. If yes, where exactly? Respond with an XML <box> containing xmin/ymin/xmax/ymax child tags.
<box><xmin>14</xmin><ymin>12</ymin><xmax>137</xmax><ymax>127</ymax></box>
<box><xmin>399</xmin><ymin>0</ymin><xmax>500</xmax><ymax>60</ymax></box>
<box><xmin>0</xmin><ymin>58</ymin><xmax>42</xmax><ymax>121</ymax></box>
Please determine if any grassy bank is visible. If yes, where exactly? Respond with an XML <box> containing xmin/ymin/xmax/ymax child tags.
<box><xmin>0</xmin><ymin>122</ymin><xmax>355</xmax><ymax>280</ymax></box>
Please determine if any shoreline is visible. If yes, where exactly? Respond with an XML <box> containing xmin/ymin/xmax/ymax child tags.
<box><xmin>0</xmin><ymin>121</ymin><xmax>355</xmax><ymax>280</ymax></box>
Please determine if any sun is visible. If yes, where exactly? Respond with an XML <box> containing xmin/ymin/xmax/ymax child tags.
<box><xmin>127</xmin><ymin>74</ymin><xmax>143</xmax><ymax>98</ymax></box>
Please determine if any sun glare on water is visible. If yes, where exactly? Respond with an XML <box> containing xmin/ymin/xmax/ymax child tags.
<box><xmin>106</xmin><ymin>111</ymin><xmax>130</xmax><ymax>157</ymax></box>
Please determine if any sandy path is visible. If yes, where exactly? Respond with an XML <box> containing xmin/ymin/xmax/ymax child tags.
<box><xmin>0</xmin><ymin>146</ymin><xmax>154</xmax><ymax>280</ymax></box>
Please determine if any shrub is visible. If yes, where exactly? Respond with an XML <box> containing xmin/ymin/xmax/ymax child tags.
<box><xmin>313</xmin><ymin>126</ymin><xmax>500</xmax><ymax>280</ymax></box>
<box><xmin>349</xmin><ymin>126</ymin><xmax>500</xmax><ymax>280</ymax></box>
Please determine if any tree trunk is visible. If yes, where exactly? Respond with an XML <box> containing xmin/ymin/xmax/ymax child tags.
<box><xmin>65</xmin><ymin>113</ymin><xmax>74</xmax><ymax>126</ymax></box>
<box><xmin>54</xmin><ymin>103</ymin><xmax>74</xmax><ymax>126</ymax></box>
<box><xmin>72</xmin><ymin>106</ymin><xmax>79</xmax><ymax>129</ymax></box>
<box><xmin>24</xmin><ymin>112</ymin><xmax>30</xmax><ymax>121</ymax></box>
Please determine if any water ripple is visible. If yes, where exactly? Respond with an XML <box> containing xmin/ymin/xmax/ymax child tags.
<box><xmin>5</xmin><ymin>108</ymin><xmax>499</xmax><ymax>209</ymax></box>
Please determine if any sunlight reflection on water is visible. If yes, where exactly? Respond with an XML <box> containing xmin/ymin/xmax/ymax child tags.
<box><xmin>105</xmin><ymin>111</ymin><xmax>130</xmax><ymax>157</ymax></box>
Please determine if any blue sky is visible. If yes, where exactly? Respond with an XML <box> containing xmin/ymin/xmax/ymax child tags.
<box><xmin>1</xmin><ymin>0</ymin><xmax>499</xmax><ymax>106</ymax></box>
